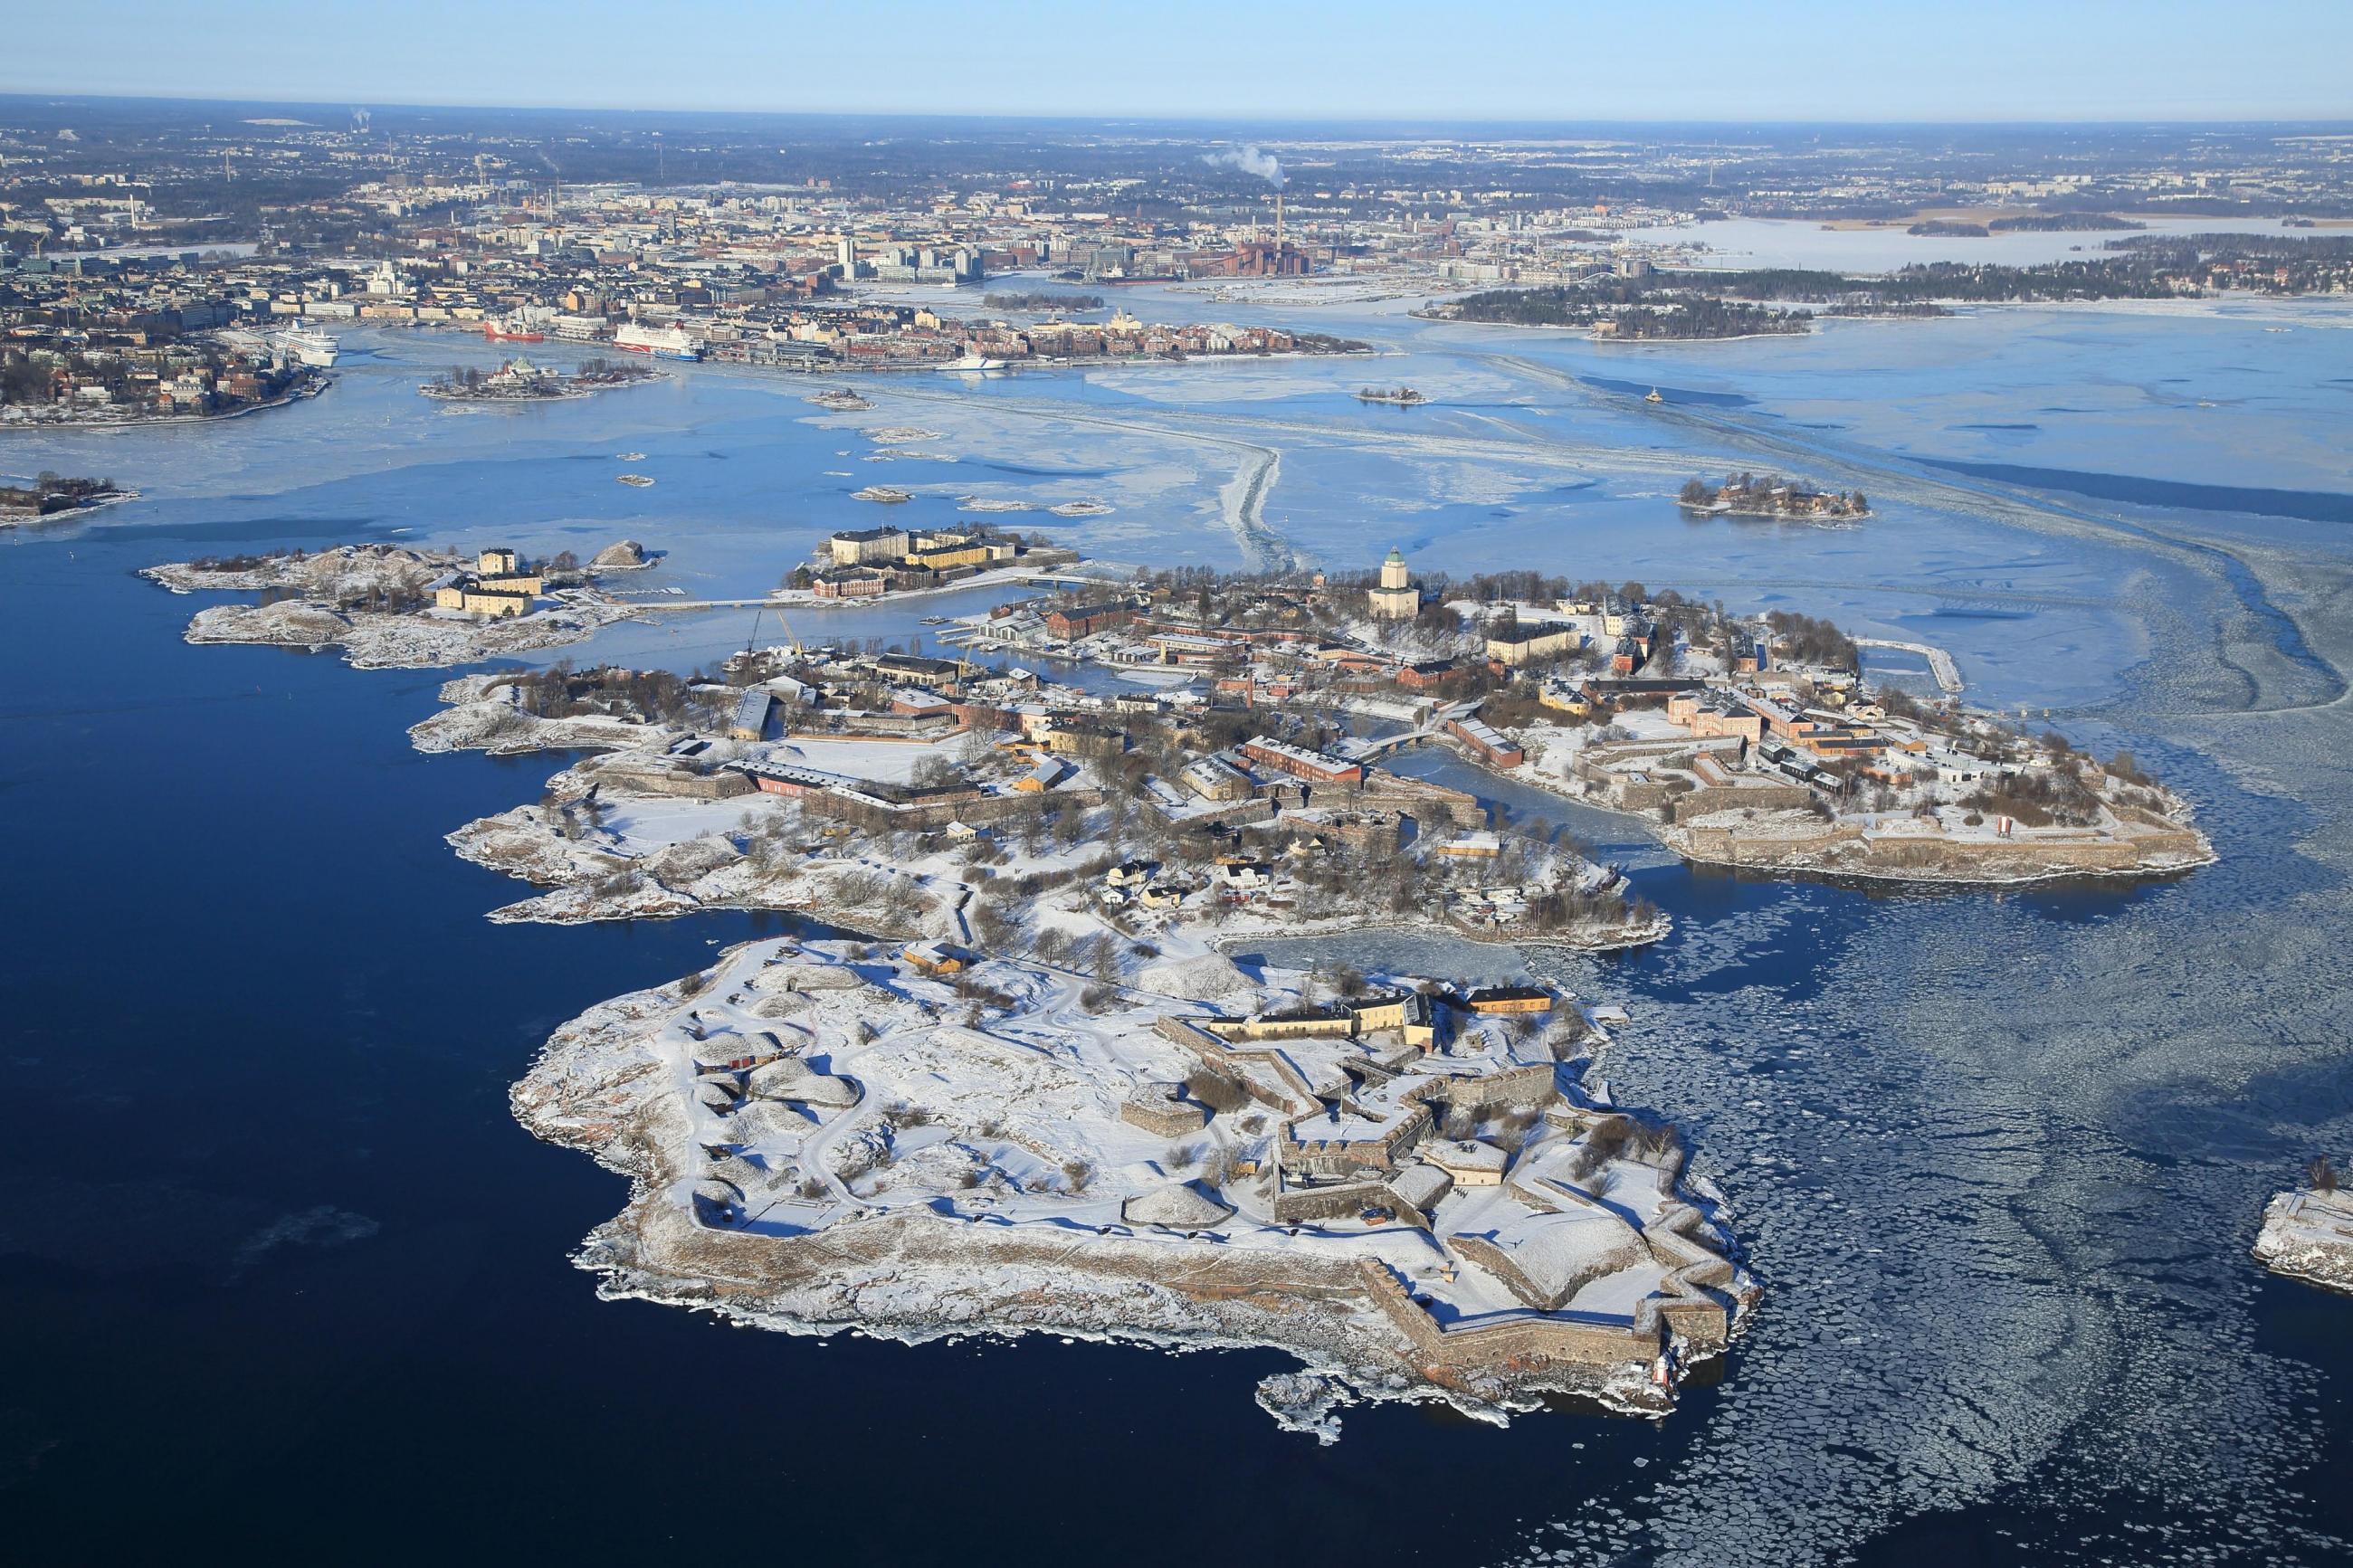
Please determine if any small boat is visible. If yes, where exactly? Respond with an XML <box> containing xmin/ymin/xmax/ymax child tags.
<box><xmin>1644</xmin><ymin>388</ymin><xmax>1664</xmax><ymax>404</ymax></box>
<box><xmin>617</xmin><ymin>473</ymin><xmax>655</xmax><ymax>488</ymax></box>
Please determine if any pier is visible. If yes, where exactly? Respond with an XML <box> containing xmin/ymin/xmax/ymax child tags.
<box><xmin>1853</xmin><ymin>637</ymin><xmax>1963</xmax><ymax>695</ymax></box>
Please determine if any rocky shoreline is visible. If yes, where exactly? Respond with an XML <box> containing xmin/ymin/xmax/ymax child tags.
<box><xmin>144</xmin><ymin>541</ymin><xmax>652</xmax><ymax>670</ymax></box>
<box><xmin>1427</xmin><ymin>739</ymin><xmax>2215</xmax><ymax>889</ymax></box>
<box><xmin>2253</xmin><ymin>1185</ymin><xmax>2353</xmax><ymax>1295</ymax></box>
<box><xmin>511</xmin><ymin>936</ymin><xmax>1751</xmax><ymax>1440</ymax></box>
<box><xmin>1659</xmin><ymin>814</ymin><xmax>2218</xmax><ymax>887</ymax></box>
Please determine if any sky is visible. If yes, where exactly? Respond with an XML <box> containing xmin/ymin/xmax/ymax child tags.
<box><xmin>5</xmin><ymin>0</ymin><xmax>2350</xmax><ymax>123</ymax></box>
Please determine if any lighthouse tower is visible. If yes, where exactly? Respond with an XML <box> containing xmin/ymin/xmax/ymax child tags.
<box><xmin>1367</xmin><ymin>547</ymin><xmax>1419</xmax><ymax>620</ymax></box>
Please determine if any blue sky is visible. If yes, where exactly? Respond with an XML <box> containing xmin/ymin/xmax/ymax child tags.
<box><xmin>5</xmin><ymin>1</ymin><xmax>2349</xmax><ymax>121</ymax></box>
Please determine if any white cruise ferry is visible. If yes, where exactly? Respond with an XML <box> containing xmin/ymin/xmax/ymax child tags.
<box><xmin>273</xmin><ymin>328</ymin><xmax>339</xmax><ymax>368</ymax></box>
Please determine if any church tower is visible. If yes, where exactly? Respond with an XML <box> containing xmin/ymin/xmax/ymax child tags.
<box><xmin>1367</xmin><ymin>547</ymin><xmax>1419</xmax><ymax>619</ymax></box>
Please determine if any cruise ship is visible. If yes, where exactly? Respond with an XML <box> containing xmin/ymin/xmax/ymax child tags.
<box><xmin>614</xmin><ymin>323</ymin><xmax>702</xmax><ymax>361</ymax></box>
<box><xmin>936</xmin><ymin>353</ymin><xmax>1009</xmax><ymax>373</ymax></box>
<box><xmin>272</xmin><ymin>328</ymin><xmax>339</xmax><ymax>368</ymax></box>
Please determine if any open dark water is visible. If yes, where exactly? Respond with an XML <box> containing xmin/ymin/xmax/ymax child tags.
<box><xmin>6</xmin><ymin>299</ymin><xmax>2353</xmax><ymax>1563</ymax></box>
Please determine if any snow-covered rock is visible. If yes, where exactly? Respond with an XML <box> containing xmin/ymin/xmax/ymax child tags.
<box><xmin>2253</xmin><ymin>1185</ymin><xmax>2353</xmax><ymax>1295</ymax></box>
<box><xmin>1137</xmin><ymin>951</ymin><xmax>1252</xmax><ymax>1000</ymax></box>
<box><xmin>1121</xmin><ymin>1183</ymin><xmax>1234</xmax><ymax>1230</ymax></box>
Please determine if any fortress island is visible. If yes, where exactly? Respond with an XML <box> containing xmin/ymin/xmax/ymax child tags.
<box><xmin>148</xmin><ymin>526</ymin><xmax>2212</xmax><ymax>1434</ymax></box>
<box><xmin>521</xmin><ymin>934</ymin><xmax>1748</xmax><ymax>1437</ymax></box>
<box><xmin>143</xmin><ymin>540</ymin><xmax>653</xmax><ymax>668</ymax></box>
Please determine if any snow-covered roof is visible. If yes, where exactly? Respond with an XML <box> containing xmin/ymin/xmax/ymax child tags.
<box><xmin>1426</xmin><ymin>1139</ymin><xmax>1508</xmax><ymax>1176</ymax></box>
<box><xmin>1450</xmin><ymin>1208</ymin><xmax>1643</xmax><ymax>1311</ymax></box>
<box><xmin>1388</xmin><ymin>1162</ymin><xmax>1454</xmax><ymax>1213</ymax></box>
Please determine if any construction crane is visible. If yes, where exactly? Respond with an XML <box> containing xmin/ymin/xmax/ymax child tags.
<box><xmin>739</xmin><ymin>604</ymin><xmax>804</xmax><ymax>665</ymax></box>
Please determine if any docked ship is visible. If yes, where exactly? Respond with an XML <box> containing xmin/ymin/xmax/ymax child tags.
<box><xmin>936</xmin><ymin>353</ymin><xmax>1009</xmax><ymax>372</ymax></box>
<box><xmin>272</xmin><ymin>328</ymin><xmax>339</xmax><ymax>368</ymax></box>
<box><xmin>482</xmin><ymin>313</ymin><xmax>546</xmax><ymax>344</ymax></box>
<box><xmin>614</xmin><ymin>323</ymin><xmax>703</xmax><ymax>361</ymax></box>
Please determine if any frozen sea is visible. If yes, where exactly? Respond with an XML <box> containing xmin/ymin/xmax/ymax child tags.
<box><xmin>5</xmin><ymin>256</ymin><xmax>2352</xmax><ymax>1563</ymax></box>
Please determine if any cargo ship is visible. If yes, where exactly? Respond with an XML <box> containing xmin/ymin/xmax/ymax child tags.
<box><xmin>614</xmin><ymin>323</ymin><xmax>702</xmax><ymax>361</ymax></box>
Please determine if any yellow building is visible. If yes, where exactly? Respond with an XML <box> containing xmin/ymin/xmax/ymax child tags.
<box><xmin>1435</xmin><ymin>831</ymin><xmax>1501</xmax><ymax>858</ymax></box>
<box><xmin>435</xmin><ymin>585</ymin><xmax>533</xmax><ymax>618</ymax></box>
<box><xmin>1484</xmin><ymin>625</ymin><xmax>1581</xmax><ymax>667</ymax></box>
<box><xmin>904</xmin><ymin>542</ymin><xmax>1000</xmax><ymax>572</ymax></box>
<box><xmin>1538</xmin><ymin>683</ymin><xmax>1593</xmax><ymax>717</ymax></box>
<box><xmin>1348</xmin><ymin>993</ymin><xmax>1437</xmax><ymax>1049</ymax></box>
<box><xmin>477</xmin><ymin>547</ymin><xmax>520</xmax><ymax>575</ymax></box>
<box><xmin>903</xmin><ymin>940</ymin><xmax>973</xmax><ymax>975</ymax></box>
<box><xmin>1462</xmin><ymin>986</ymin><xmax>1552</xmax><ymax>1017</ymax></box>
<box><xmin>828</xmin><ymin>527</ymin><xmax>910</xmax><ymax>566</ymax></box>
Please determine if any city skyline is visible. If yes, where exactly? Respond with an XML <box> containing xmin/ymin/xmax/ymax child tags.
<box><xmin>6</xmin><ymin>0</ymin><xmax>2351</xmax><ymax>123</ymax></box>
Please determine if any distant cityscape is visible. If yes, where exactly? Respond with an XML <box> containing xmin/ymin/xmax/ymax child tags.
<box><xmin>6</xmin><ymin>106</ymin><xmax>2352</xmax><ymax>419</ymax></box>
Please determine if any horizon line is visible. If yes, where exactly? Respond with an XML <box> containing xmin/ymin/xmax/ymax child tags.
<box><xmin>2</xmin><ymin>87</ymin><xmax>2348</xmax><ymax>130</ymax></box>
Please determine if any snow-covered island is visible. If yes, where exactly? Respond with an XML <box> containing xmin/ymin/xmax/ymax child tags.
<box><xmin>781</xmin><ymin>518</ymin><xmax>1083</xmax><ymax>607</ymax></box>
<box><xmin>804</xmin><ymin>387</ymin><xmax>873</xmax><ymax>412</ymax></box>
<box><xmin>141</xmin><ymin>539</ymin><xmax>654</xmax><ymax>670</ymax></box>
<box><xmin>1675</xmin><ymin>471</ymin><xmax>1870</xmax><ymax>525</ymax></box>
<box><xmin>2253</xmin><ymin>1162</ymin><xmax>2353</xmax><ymax>1296</ymax></box>
<box><xmin>418</xmin><ymin>648</ymin><xmax>1668</xmax><ymax>951</ymax></box>
<box><xmin>0</xmin><ymin>471</ymin><xmax>138</xmax><ymax>525</ymax></box>
<box><xmin>421</xmin><ymin>355</ymin><xmax>660</xmax><ymax>403</ymax></box>
<box><xmin>151</xmin><ymin>532</ymin><xmax>2217</xmax><ymax>1432</ymax></box>
<box><xmin>517</xmin><ymin>931</ymin><xmax>1751</xmax><ymax>1437</ymax></box>
<box><xmin>964</xmin><ymin>561</ymin><xmax>2214</xmax><ymax>888</ymax></box>
<box><xmin>400</xmin><ymin>645</ymin><xmax>1732</xmax><ymax>1432</ymax></box>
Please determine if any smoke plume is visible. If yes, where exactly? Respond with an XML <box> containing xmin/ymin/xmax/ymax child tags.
<box><xmin>1204</xmin><ymin>144</ymin><xmax>1284</xmax><ymax>188</ymax></box>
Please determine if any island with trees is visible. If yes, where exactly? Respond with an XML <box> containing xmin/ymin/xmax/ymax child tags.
<box><xmin>1423</xmin><ymin>235</ymin><xmax>2353</xmax><ymax>340</ymax></box>
<box><xmin>422</xmin><ymin>356</ymin><xmax>657</xmax><ymax>403</ymax></box>
<box><xmin>929</xmin><ymin>561</ymin><xmax>2212</xmax><ymax>887</ymax></box>
<box><xmin>983</xmin><ymin>290</ymin><xmax>1106</xmax><ymax>312</ymax></box>
<box><xmin>1678</xmin><ymin>473</ymin><xmax>1869</xmax><ymax>523</ymax></box>
<box><xmin>0</xmin><ymin>470</ymin><xmax>136</xmax><ymax>522</ymax></box>
<box><xmin>1428</xmin><ymin>280</ymin><xmax>1811</xmax><ymax>340</ymax></box>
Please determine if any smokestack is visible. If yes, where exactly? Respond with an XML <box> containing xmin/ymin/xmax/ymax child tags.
<box><xmin>1275</xmin><ymin>189</ymin><xmax>1283</xmax><ymax>256</ymax></box>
